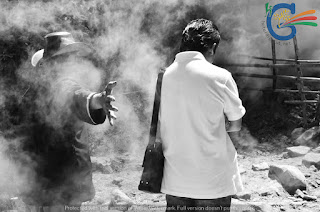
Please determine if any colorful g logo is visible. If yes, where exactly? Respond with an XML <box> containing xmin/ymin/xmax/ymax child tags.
<box><xmin>267</xmin><ymin>3</ymin><xmax>296</xmax><ymax>41</ymax></box>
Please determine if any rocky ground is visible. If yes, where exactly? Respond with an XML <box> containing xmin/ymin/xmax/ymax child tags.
<box><xmin>82</xmin><ymin>140</ymin><xmax>320</xmax><ymax>212</ymax></box>
<box><xmin>1</xmin><ymin>128</ymin><xmax>320</xmax><ymax>212</ymax></box>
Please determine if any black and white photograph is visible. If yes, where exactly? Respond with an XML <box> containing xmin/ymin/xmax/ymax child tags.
<box><xmin>0</xmin><ymin>0</ymin><xmax>319</xmax><ymax>211</ymax></box>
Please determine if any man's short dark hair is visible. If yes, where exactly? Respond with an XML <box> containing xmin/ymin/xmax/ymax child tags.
<box><xmin>180</xmin><ymin>19</ymin><xmax>220</xmax><ymax>54</ymax></box>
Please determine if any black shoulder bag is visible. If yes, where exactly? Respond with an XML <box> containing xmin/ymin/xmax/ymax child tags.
<box><xmin>138</xmin><ymin>70</ymin><xmax>165</xmax><ymax>193</ymax></box>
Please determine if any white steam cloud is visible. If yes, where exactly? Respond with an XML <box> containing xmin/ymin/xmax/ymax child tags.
<box><xmin>1</xmin><ymin>0</ymin><xmax>320</xmax><ymax>204</ymax></box>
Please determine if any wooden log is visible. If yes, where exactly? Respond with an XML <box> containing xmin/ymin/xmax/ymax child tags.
<box><xmin>285</xmin><ymin>100</ymin><xmax>318</xmax><ymax>104</ymax></box>
<box><xmin>219</xmin><ymin>63</ymin><xmax>320</xmax><ymax>68</ymax></box>
<box><xmin>238</xmin><ymin>55</ymin><xmax>320</xmax><ymax>63</ymax></box>
<box><xmin>237</xmin><ymin>87</ymin><xmax>320</xmax><ymax>94</ymax></box>
<box><xmin>233</xmin><ymin>73</ymin><xmax>320</xmax><ymax>82</ymax></box>
<box><xmin>274</xmin><ymin>89</ymin><xmax>320</xmax><ymax>94</ymax></box>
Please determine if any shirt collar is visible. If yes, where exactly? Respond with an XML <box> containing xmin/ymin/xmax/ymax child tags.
<box><xmin>175</xmin><ymin>51</ymin><xmax>206</xmax><ymax>62</ymax></box>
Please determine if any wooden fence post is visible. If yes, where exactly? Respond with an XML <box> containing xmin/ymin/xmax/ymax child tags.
<box><xmin>271</xmin><ymin>39</ymin><xmax>277</xmax><ymax>90</ymax></box>
<box><xmin>293</xmin><ymin>36</ymin><xmax>307</xmax><ymax>127</ymax></box>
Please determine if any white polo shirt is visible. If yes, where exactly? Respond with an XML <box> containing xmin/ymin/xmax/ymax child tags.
<box><xmin>159</xmin><ymin>51</ymin><xmax>245</xmax><ymax>199</ymax></box>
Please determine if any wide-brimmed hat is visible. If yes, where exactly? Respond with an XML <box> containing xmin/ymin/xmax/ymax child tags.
<box><xmin>31</xmin><ymin>32</ymin><xmax>93</xmax><ymax>67</ymax></box>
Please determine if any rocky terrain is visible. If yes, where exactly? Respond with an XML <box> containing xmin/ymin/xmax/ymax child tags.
<box><xmin>84</xmin><ymin>143</ymin><xmax>319</xmax><ymax>212</ymax></box>
<box><xmin>1</xmin><ymin>127</ymin><xmax>320</xmax><ymax>212</ymax></box>
<box><xmin>84</xmin><ymin>140</ymin><xmax>320</xmax><ymax>212</ymax></box>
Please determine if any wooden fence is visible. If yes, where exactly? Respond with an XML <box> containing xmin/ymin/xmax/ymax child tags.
<box><xmin>218</xmin><ymin>37</ymin><xmax>320</xmax><ymax>127</ymax></box>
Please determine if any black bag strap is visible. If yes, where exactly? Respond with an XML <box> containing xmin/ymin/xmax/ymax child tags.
<box><xmin>149</xmin><ymin>69</ymin><xmax>165</xmax><ymax>145</ymax></box>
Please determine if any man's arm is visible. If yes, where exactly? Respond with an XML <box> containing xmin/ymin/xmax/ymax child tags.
<box><xmin>222</xmin><ymin>74</ymin><xmax>245</xmax><ymax>148</ymax></box>
<box><xmin>57</xmin><ymin>79</ymin><xmax>118</xmax><ymax>126</ymax></box>
<box><xmin>226</xmin><ymin>118</ymin><xmax>242</xmax><ymax>132</ymax></box>
<box><xmin>225</xmin><ymin>118</ymin><xmax>242</xmax><ymax>149</ymax></box>
<box><xmin>223</xmin><ymin>74</ymin><xmax>246</xmax><ymax>126</ymax></box>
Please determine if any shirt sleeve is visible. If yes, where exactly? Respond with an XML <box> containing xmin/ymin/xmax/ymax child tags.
<box><xmin>73</xmin><ymin>88</ymin><xmax>106</xmax><ymax>125</ymax></box>
<box><xmin>222</xmin><ymin>74</ymin><xmax>246</xmax><ymax>121</ymax></box>
<box><xmin>57</xmin><ymin>79</ymin><xmax>106</xmax><ymax>125</ymax></box>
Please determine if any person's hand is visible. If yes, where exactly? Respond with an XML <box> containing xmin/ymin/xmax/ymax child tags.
<box><xmin>103</xmin><ymin>81</ymin><xmax>118</xmax><ymax>126</ymax></box>
<box><xmin>90</xmin><ymin>81</ymin><xmax>118</xmax><ymax>126</ymax></box>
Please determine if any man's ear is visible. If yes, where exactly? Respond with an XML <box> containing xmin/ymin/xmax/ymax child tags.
<box><xmin>212</xmin><ymin>43</ymin><xmax>218</xmax><ymax>54</ymax></box>
<box><xmin>209</xmin><ymin>43</ymin><xmax>217</xmax><ymax>55</ymax></box>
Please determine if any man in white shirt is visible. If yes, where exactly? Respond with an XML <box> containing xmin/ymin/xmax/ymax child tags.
<box><xmin>159</xmin><ymin>19</ymin><xmax>246</xmax><ymax>212</ymax></box>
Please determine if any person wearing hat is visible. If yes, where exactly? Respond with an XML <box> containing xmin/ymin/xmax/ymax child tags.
<box><xmin>17</xmin><ymin>32</ymin><xmax>118</xmax><ymax>211</ymax></box>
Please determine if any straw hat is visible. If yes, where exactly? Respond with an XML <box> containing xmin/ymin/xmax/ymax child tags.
<box><xmin>31</xmin><ymin>32</ymin><xmax>93</xmax><ymax>67</ymax></box>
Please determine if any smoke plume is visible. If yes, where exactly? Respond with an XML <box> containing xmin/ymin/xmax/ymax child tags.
<box><xmin>1</xmin><ymin>0</ymin><xmax>320</xmax><ymax>202</ymax></box>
